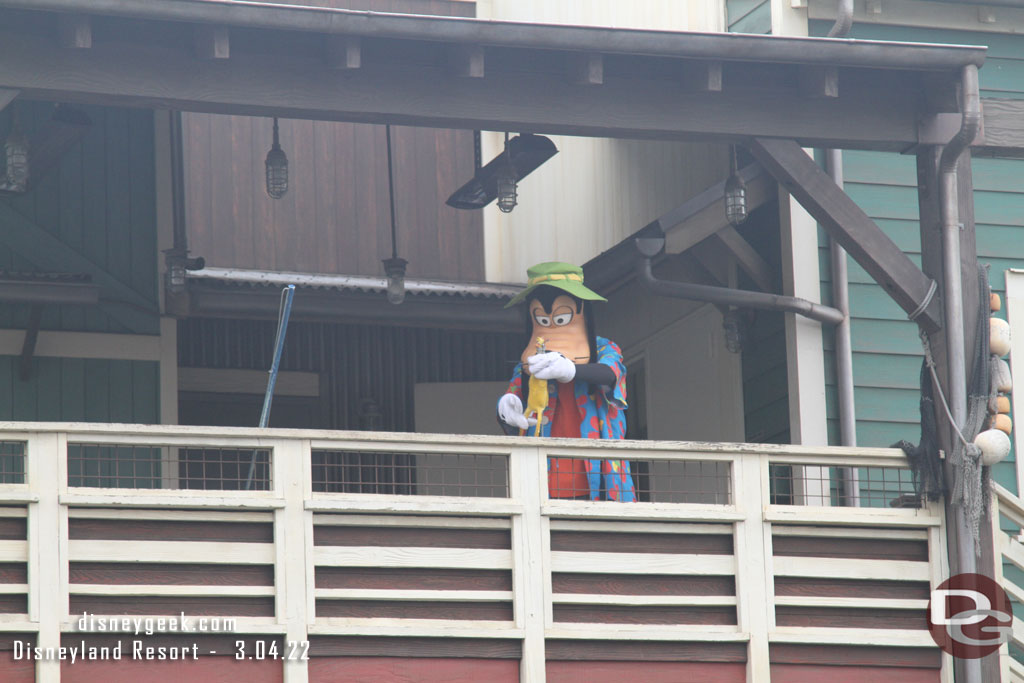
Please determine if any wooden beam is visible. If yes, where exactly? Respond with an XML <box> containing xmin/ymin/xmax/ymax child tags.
<box><xmin>749</xmin><ymin>137</ymin><xmax>941</xmax><ymax>332</ymax></box>
<box><xmin>681</xmin><ymin>61</ymin><xmax>723</xmax><ymax>92</ymax></box>
<box><xmin>713</xmin><ymin>225</ymin><xmax>776</xmax><ymax>292</ymax></box>
<box><xmin>979</xmin><ymin>99</ymin><xmax>1024</xmax><ymax>156</ymax></box>
<box><xmin>0</xmin><ymin>28</ymin><xmax>927</xmax><ymax>149</ymax></box>
<box><xmin>798</xmin><ymin>65</ymin><xmax>838</xmax><ymax>99</ymax></box>
<box><xmin>662</xmin><ymin>164</ymin><xmax>774</xmax><ymax>254</ymax></box>
<box><xmin>326</xmin><ymin>35</ymin><xmax>360</xmax><ymax>70</ymax></box>
<box><xmin>0</xmin><ymin>88</ymin><xmax>17</xmax><ymax>113</ymax></box>
<box><xmin>57</xmin><ymin>14</ymin><xmax>91</xmax><ymax>49</ymax></box>
<box><xmin>916</xmin><ymin>145</ymin><xmax>992</xmax><ymax>683</ymax></box>
<box><xmin>0</xmin><ymin>203</ymin><xmax>158</xmax><ymax>333</ymax></box>
<box><xmin>449</xmin><ymin>45</ymin><xmax>484</xmax><ymax>79</ymax></box>
<box><xmin>568</xmin><ymin>53</ymin><xmax>603</xmax><ymax>86</ymax></box>
<box><xmin>193</xmin><ymin>26</ymin><xmax>229</xmax><ymax>60</ymax></box>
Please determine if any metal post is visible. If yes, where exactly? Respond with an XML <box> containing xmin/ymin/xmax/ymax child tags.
<box><xmin>246</xmin><ymin>284</ymin><xmax>296</xmax><ymax>491</ymax></box>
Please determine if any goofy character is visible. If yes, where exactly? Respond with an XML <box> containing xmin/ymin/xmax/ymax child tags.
<box><xmin>496</xmin><ymin>262</ymin><xmax>636</xmax><ymax>502</ymax></box>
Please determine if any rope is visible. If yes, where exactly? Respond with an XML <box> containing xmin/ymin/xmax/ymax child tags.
<box><xmin>909</xmin><ymin>279</ymin><xmax>939</xmax><ymax>323</ymax></box>
<box><xmin>919</xmin><ymin>330</ymin><xmax>972</xmax><ymax>451</ymax></box>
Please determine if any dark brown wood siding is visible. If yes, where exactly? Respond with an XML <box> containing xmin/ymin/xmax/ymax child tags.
<box><xmin>183</xmin><ymin>0</ymin><xmax>483</xmax><ymax>282</ymax></box>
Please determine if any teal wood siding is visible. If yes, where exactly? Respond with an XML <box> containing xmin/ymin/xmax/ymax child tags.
<box><xmin>727</xmin><ymin>0</ymin><xmax>771</xmax><ymax>34</ymax></box>
<box><xmin>0</xmin><ymin>356</ymin><xmax>158</xmax><ymax>423</ymax></box>
<box><xmin>0</xmin><ymin>102</ymin><xmax>159</xmax><ymax>336</ymax></box>
<box><xmin>810</xmin><ymin>22</ymin><xmax>1024</xmax><ymax>496</ymax></box>
<box><xmin>0</xmin><ymin>102</ymin><xmax>161</xmax><ymax>427</ymax></box>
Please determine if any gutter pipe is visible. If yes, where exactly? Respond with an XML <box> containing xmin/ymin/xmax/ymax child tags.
<box><xmin>635</xmin><ymin>238</ymin><xmax>845</xmax><ymax>326</ymax></box>
<box><xmin>826</xmin><ymin>0</ymin><xmax>859</xmax><ymax>505</ymax></box>
<box><xmin>939</xmin><ymin>65</ymin><xmax>982</xmax><ymax>683</ymax></box>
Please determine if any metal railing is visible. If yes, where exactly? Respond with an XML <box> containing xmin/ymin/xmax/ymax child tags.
<box><xmin>0</xmin><ymin>422</ymin><xmax>947</xmax><ymax>683</ymax></box>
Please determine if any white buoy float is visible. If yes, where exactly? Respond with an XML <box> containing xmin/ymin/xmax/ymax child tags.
<box><xmin>994</xmin><ymin>358</ymin><xmax>1013</xmax><ymax>393</ymax></box>
<box><xmin>991</xmin><ymin>317</ymin><xmax>1012</xmax><ymax>357</ymax></box>
<box><xmin>975</xmin><ymin>428</ymin><xmax>1012</xmax><ymax>466</ymax></box>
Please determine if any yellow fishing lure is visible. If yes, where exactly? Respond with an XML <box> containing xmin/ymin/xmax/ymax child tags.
<box><xmin>524</xmin><ymin>337</ymin><xmax>548</xmax><ymax>437</ymax></box>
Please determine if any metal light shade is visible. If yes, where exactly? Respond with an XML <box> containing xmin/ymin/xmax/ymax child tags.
<box><xmin>265</xmin><ymin>118</ymin><xmax>288</xmax><ymax>199</ymax></box>
<box><xmin>724</xmin><ymin>172</ymin><xmax>747</xmax><ymax>226</ymax></box>
<box><xmin>383</xmin><ymin>256</ymin><xmax>408</xmax><ymax>305</ymax></box>
<box><xmin>3</xmin><ymin>124</ymin><xmax>29</xmax><ymax>192</ymax></box>
<box><xmin>496</xmin><ymin>163</ymin><xmax>518</xmax><ymax>213</ymax></box>
<box><xmin>446</xmin><ymin>134</ymin><xmax>557</xmax><ymax>210</ymax></box>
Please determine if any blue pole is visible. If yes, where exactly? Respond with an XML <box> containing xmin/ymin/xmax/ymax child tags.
<box><xmin>246</xmin><ymin>284</ymin><xmax>295</xmax><ymax>490</ymax></box>
<box><xmin>259</xmin><ymin>284</ymin><xmax>296</xmax><ymax>428</ymax></box>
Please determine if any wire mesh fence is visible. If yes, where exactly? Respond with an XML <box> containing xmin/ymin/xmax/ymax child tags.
<box><xmin>312</xmin><ymin>450</ymin><xmax>509</xmax><ymax>497</ymax></box>
<box><xmin>547</xmin><ymin>457</ymin><xmax>731</xmax><ymax>504</ymax></box>
<box><xmin>769</xmin><ymin>464</ymin><xmax>919</xmax><ymax>508</ymax></box>
<box><xmin>67</xmin><ymin>444</ymin><xmax>272</xmax><ymax>490</ymax></box>
<box><xmin>0</xmin><ymin>441</ymin><xmax>25</xmax><ymax>485</ymax></box>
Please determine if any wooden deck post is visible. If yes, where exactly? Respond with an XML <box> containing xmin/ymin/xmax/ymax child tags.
<box><xmin>917</xmin><ymin>146</ymin><xmax>999</xmax><ymax>681</ymax></box>
<box><xmin>510</xmin><ymin>445</ymin><xmax>547</xmax><ymax>682</ymax></box>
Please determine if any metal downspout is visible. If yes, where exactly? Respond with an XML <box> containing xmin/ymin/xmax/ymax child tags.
<box><xmin>826</xmin><ymin>0</ymin><xmax>854</xmax><ymax>38</ymax></box>
<box><xmin>940</xmin><ymin>63</ymin><xmax>982</xmax><ymax>683</ymax></box>
<box><xmin>826</xmin><ymin>0</ymin><xmax>858</xmax><ymax>505</ymax></box>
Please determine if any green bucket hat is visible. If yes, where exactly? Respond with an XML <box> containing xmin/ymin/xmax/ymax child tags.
<box><xmin>505</xmin><ymin>261</ymin><xmax>607</xmax><ymax>308</ymax></box>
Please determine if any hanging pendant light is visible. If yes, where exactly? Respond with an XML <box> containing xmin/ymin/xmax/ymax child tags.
<box><xmin>3</xmin><ymin>110</ymin><xmax>29</xmax><ymax>192</ymax></box>
<box><xmin>496</xmin><ymin>132</ymin><xmax>518</xmax><ymax>213</ymax></box>
<box><xmin>265</xmin><ymin>117</ymin><xmax>288</xmax><ymax>199</ymax></box>
<box><xmin>724</xmin><ymin>144</ymin><xmax>747</xmax><ymax>227</ymax></box>
<box><xmin>382</xmin><ymin>124</ymin><xmax>407</xmax><ymax>305</ymax></box>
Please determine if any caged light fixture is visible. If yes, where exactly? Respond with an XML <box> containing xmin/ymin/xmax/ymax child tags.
<box><xmin>265</xmin><ymin>117</ymin><xmax>288</xmax><ymax>199</ymax></box>
<box><xmin>2</xmin><ymin>109</ymin><xmax>29</xmax><ymax>193</ymax></box>
<box><xmin>495</xmin><ymin>132</ymin><xmax>518</xmax><ymax>214</ymax></box>
<box><xmin>724</xmin><ymin>144</ymin><xmax>747</xmax><ymax>227</ymax></box>
<box><xmin>381</xmin><ymin>124</ymin><xmax>407</xmax><ymax>305</ymax></box>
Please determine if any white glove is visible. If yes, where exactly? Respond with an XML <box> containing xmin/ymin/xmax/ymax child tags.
<box><xmin>498</xmin><ymin>393</ymin><xmax>537</xmax><ymax>431</ymax></box>
<box><xmin>527</xmin><ymin>352</ymin><xmax>576</xmax><ymax>383</ymax></box>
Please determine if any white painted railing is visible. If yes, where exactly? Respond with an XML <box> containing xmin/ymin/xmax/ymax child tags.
<box><xmin>991</xmin><ymin>483</ymin><xmax>1024</xmax><ymax>682</ymax></box>
<box><xmin>0</xmin><ymin>422</ymin><xmax>948</xmax><ymax>683</ymax></box>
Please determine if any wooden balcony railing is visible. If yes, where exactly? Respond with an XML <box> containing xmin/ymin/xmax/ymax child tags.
<box><xmin>0</xmin><ymin>422</ymin><xmax>948</xmax><ymax>682</ymax></box>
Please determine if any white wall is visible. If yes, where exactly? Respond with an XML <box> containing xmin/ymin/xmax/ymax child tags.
<box><xmin>599</xmin><ymin>259</ymin><xmax>745</xmax><ymax>443</ymax></box>
<box><xmin>475</xmin><ymin>0</ymin><xmax>729</xmax><ymax>283</ymax></box>
<box><xmin>414</xmin><ymin>381</ymin><xmax>509</xmax><ymax>436</ymax></box>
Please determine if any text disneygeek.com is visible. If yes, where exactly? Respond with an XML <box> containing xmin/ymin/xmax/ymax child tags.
<box><xmin>75</xmin><ymin>612</ymin><xmax>237</xmax><ymax>635</ymax></box>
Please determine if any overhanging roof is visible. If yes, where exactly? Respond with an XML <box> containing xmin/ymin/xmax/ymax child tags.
<box><xmin>0</xmin><ymin>0</ymin><xmax>987</xmax><ymax>151</ymax></box>
<box><xmin>0</xmin><ymin>0</ymin><xmax>987</xmax><ymax>70</ymax></box>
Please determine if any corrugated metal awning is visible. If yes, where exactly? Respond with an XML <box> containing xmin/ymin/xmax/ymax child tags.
<box><xmin>187</xmin><ymin>267</ymin><xmax>523</xmax><ymax>299</ymax></box>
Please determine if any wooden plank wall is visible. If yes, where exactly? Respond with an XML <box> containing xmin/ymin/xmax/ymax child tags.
<box><xmin>0</xmin><ymin>102</ymin><xmax>158</xmax><ymax>335</ymax></box>
<box><xmin>738</xmin><ymin>200</ymin><xmax>789</xmax><ymax>445</ymax></box>
<box><xmin>0</xmin><ymin>357</ymin><xmax>158</xmax><ymax>424</ymax></box>
<box><xmin>177</xmin><ymin>318</ymin><xmax>522</xmax><ymax>432</ymax></box>
<box><xmin>182</xmin><ymin>0</ymin><xmax>484</xmax><ymax>282</ymax></box>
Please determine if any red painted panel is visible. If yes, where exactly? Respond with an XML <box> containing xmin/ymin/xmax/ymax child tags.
<box><xmin>60</xmin><ymin>657</ymin><xmax>283</xmax><ymax>683</ymax></box>
<box><xmin>546</xmin><ymin>661</ymin><xmax>746</xmax><ymax>682</ymax></box>
<box><xmin>308</xmin><ymin>657</ymin><xmax>518</xmax><ymax>682</ymax></box>
<box><xmin>769</xmin><ymin>664</ymin><xmax>939</xmax><ymax>682</ymax></box>
<box><xmin>0</xmin><ymin>653</ymin><xmax>33</xmax><ymax>683</ymax></box>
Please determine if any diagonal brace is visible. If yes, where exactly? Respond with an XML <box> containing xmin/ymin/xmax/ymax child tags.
<box><xmin>749</xmin><ymin>137</ymin><xmax>941</xmax><ymax>332</ymax></box>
